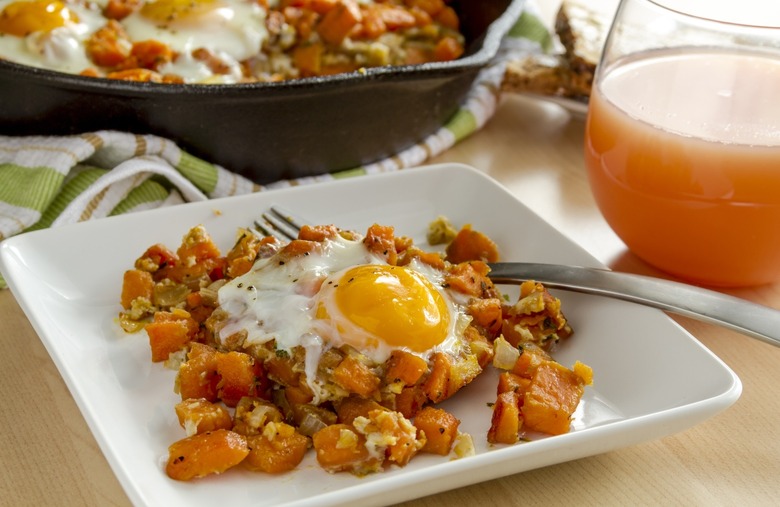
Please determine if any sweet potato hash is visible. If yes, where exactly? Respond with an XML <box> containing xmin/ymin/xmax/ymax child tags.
<box><xmin>119</xmin><ymin>217</ymin><xmax>592</xmax><ymax>480</ymax></box>
<box><xmin>0</xmin><ymin>0</ymin><xmax>466</xmax><ymax>83</ymax></box>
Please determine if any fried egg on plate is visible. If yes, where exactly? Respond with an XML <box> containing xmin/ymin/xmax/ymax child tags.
<box><xmin>0</xmin><ymin>0</ymin><xmax>105</xmax><ymax>73</ymax></box>
<box><xmin>121</xmin><ymin>0</ymin><xmax>267</xmax><ymax>82</ymax></box>
<box><xmin>217</xmin><ymin>231</ymin><xmax>472</xmax><ymax>403</ymax></box>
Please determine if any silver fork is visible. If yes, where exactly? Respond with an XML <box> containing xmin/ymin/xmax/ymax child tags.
<box><xmin>255</xmin><ymin>206</ymin><xmax>780</xmax><ymax>348</ymax></box>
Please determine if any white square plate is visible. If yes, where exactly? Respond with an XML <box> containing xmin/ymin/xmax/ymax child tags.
<box><xmin>0</xmin><ymin>163</ymin><xmax>740</xmax><ymax>506</ymax></box>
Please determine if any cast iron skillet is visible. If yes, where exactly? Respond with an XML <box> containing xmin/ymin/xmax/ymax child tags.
<box><xmin>0</xmin><ymin>0</ymin><xmax>524</xmax><ymax>184</ymax></box>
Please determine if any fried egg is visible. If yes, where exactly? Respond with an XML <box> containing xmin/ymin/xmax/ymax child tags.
<box><xmin>121</xmin><ymin>0</ymin><xmax>267</xmax><ymax>82</ymax></box>
<box><xmin>217</xmin><ymin>231</ymin><xmax>472</xmax><ymax>401</ymax></box>
<box><xmin>0</xmin><ymin>0</ymin><xmax>105</xmax><ymax>73</ymax></box>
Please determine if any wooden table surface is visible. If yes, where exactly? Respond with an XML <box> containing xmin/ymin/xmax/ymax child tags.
<box><xmin>2</xmin><ymin>6</ymin><xmax>779</xmax><ymax>505</ymax></box>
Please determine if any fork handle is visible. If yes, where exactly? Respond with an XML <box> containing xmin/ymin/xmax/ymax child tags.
<box><xmin>487</xmin><ymin>262</ymin><xmax>780</xmax><ymax>348</ymax></box>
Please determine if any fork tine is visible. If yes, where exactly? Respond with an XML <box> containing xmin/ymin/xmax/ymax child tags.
<box><xmin>252</xmin><ymin>205</ymin><xmax>310</xmax><ymax>242</ymax></box>
<box><xmin>252</xmin><ymin>218</ymin><xmax>293</xmax><ymax>242</ymax></box>
<box><xmin>262</xmin><ymin>211</ymin><xmax>299</xmax><ymax>239</ymax></box>
<box><xmin>268</xmin><ymin>205</ymin><xmax>309</xmax><ymax>232</ymax></box>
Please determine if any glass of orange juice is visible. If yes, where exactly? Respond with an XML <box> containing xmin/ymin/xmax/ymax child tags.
<box><xmin>584</xmin><ymin>0</ymin><xmax>780</xmax><ymax>287</ymax></box>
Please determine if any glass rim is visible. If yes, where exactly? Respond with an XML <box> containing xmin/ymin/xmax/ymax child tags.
<box><xmin>645</xmin><ymin>0</ymin><xmax>780</xmax><ymax>30</ymax></box>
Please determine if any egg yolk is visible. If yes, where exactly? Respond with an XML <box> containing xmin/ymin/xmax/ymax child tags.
<box><xmin>0</xmin><ymin>0</ymin><xmax>78</xmax><ymax>36</ymax></box>
<box><xmin>140</xmin><ymin>0</ymin><xmax>222</xmax><ymax>23</ymax></box>
<box><xmin>324</xmin><ymin>264</ymin><xmax>451</xmax><ymax>354</ymax></box>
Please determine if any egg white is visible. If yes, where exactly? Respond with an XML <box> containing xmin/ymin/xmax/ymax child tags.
<box><xmin>217</xmin><ymin>232</ymin><xmax>472</xmax><ymax>402</ymax></box>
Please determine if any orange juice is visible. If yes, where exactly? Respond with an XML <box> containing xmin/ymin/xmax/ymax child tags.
<box><xmin>585</xmin><ymin>48</ymin><xmax>780</xmax><ymax>286</ymax></box>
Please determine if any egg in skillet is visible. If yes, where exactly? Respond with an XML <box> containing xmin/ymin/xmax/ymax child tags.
<box><xmin>121</xmin><ymin>0</ymin><xmax>267</xmax><ymax>82</ymax></box>
<box><xmin>0</xmin><ymin>0</ymin><xmax>267</xmax><ymax>82</ymax></box>
<box><xmin>0</xmin><ymin>0</ymin><xmax>105</xmax><ymax>73</ymax></box>
<box><xmin>215</xmin><ymin>225</ymin><xmax>480</xmax><ymax>405</ymax></box>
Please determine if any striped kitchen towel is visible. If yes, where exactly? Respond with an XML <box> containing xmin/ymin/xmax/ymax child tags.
<box><xmin>0</xmin><ymin>6</ymin><xmax>552</xmax><ymax>288</ymax></box>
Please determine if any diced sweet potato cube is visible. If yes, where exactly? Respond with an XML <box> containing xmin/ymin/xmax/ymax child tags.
<box><xmin>178</xmin><ymin>343</ymin><xmax>220</xmax><ymax>402</ymax></box>
<box><xmin>312</xmin><ymin>424</ymin><xmax>376</xmax><ymax>473</ymax></box>
<box><xmin>422</xmin><ymin>352</ymin><xmax>451</xmax><ymax>403</ymax></box>
<box><xmin>296</xmin><ymin>224</ymin><xmax>340</xmax><ymax>242</ymax></box>
<box><xmin>464</xmin><ymin>325</ymin><xmax>494</xmax><ymax>368</ymax></box>
<box><xmin>400</xmin><ymin>246</ymin><xmax>445</xmax><ymax>270</ymax></box>
<box><xmin>446</xmin><ymin>354</ymin><xmax>482</xmax><ymax>398</ymax></box>
<box><xmin>316</xmin><ymin>0</ymin><xmax>361</xmax><ymax>46</ymax></box>
<box><xmin>363</xmin><ymin>223</ymin><xmax>397</xmax><ymax>264</ymax></box>
<box><xmin>445</xmin><ymin>224</ymin><xmax>499</xmax><ymax>264</ymax></box>
<box><xmin>166</xmin><ymin>429</ymin><xmax>249</xmax><ymax>481</ymax></box>
<box><xmin>176</xmin><ymin>225</ymin><xmax>222</xmax><ymax>264</ymax></box>
<box><xmin>265</xmin><ymin>355</ymin><xmax>300</xmax><ymax>387</ymax></box>
<box><xmin>467</xmin><ymin>297</ymin><xmax>503</xmax><ymax>335</ymax></box>
<box><xmin>522</xmin><ymin>362</ymin><xmax>585</xmax><ymax>436</ymax></box>
<box><xmin>145</xmin><ymin>311</ymin><xmax>198</xmax><ymax>362</ymax></box>
<box><xmin>336</xmin><ymin>395</ymin><xmax>387</xmax><ymax>425</ymax></box>
<box><xmin>444</xmin><ymin>261</ymin><xmax>493</xmax><ymax>298</ymax></box>
<box><xmin>103</xmin><ymin>0</ymin><xmax>141</xmax><ymax>20</ymax></box>
<box><xmin>433</xmin><ymin>36</ymin><xmax>464</xmax><ymax>62</ymax></box>
<box><xmin>511</xmin><ymin>342</ymin><xmax>553</xmax><ymax>378</ymax></box>
<box><xmin>497</xmin><ymin>371</ymin><xmax>531</xmax><ymax>396</ymax></box>
<box><xmin>107</xmin><ymin>68</ymin><xmax>168</xmax><ymax>83</ymax></box>
<box><xmin>308</xmin><ymin>0</ymin><xmax>338</xmax><ymax>14</ymax></box>
<box><xmin>376</xmin><ymin>4</ymin><xmax>417</xmax><ymax>29</ymax></box>
<box><xmin>393</xmin><ymin>234</ymin><xmax>413</xmax><ymax>254</ymax></box>
<box><xmin>129</xmin><ymin>39</ymin><xmax>173</xmax><ymax>70</ymax></box>
<box><xmin>333</xmin><ymin>355</ymin><xmax>381</xmax><ymax>397</ymax></box>
<box><xmin>284</xmin><ymin>383</ymin><xmax>314</xmax><ymax>407</ymax></box>
<box><xmin>394</xmin><ymin>386</ymin><xmax>427</xmax><ymax>419</ymax></box>
<box><xmin>487</xmin><ymin>391</ymin><xmax>523</xmax><ymax>444</ymax></box>
<box><xmin>162</xmin><ymin>225</ymin><xmax>223</xmax><ymax>282</ymax></box>
<box><xmin>406</xmin><ymin>0</ymin><xmax>445</xmax><ymax>16</ymax></box>
<box><xmin>435</xmin><ymin>5</ymin><xmax>459</xmax><ymax>30</ymax></box>
<box><xmin>355</xmin><ymin>6</ymin><xmax>387</xmax><ymax>40</ymax></box>
<box><xmin>120</xmin><ymin>269</ymin><xmax>154</xmax><ymax>309</ymax></box>
<box><xmin>244</xmin><ymin>422</ymin><xmax>309</xmax><ymax>474</ymax></box>
<box><xmin>279</xmin><ymin>239</ymin><xmax>321</xmax><ymax>258</ymax></box>
<box><xmin>216</xmin><ymin>351</ymin><xmax>268</xmax><ymax>407</ymax></box>
<box><xmin>384</xmin><ymin>350</ymin><xmax>427</xmax><ymax>386</ymax></box>
<box><xmin>184</xmin><ymin>291</ymin><xmax>216</xmax><ymax>324</ymax></box>
<box><xmin>292</xmin><ymin>42</ymin><xmax>323</xmax><ymax>76</ymax></box>
<box><xmin>135</xmin><ymin>243</ymin><xmax>178</xmax><ymax>274</ymax></box>
<box><xmin>414</xmin><ymin>407</ymin><xmax>460</xmax><ymax>455</ymax></box>
<box><xmin>225</xmin><ymin>230</ymin><xmax>275</xmax><ymax>278</ymax></box>
<box><xmin>85</xmin><ymin>20</ymin><xmax>131</xmax><ymax>67</ymax></box>
<box><xmin>174</xmin><ymin>398</ymin><xmax>233</xmax><ymax>436</ymax></box>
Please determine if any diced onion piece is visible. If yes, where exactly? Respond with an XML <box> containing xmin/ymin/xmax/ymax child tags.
<box><xmin>492</xmin><ymin>335</ymin><xmax>520</xmax><ymax>371</ymax></box>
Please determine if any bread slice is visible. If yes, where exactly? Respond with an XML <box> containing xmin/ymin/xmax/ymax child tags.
<box><xmin>502</xmin><ymin>0</ymin><xmax>617</xmax><ymax>101</ymax></box>
<box><xmin>501</xmin><ymin>54</ymin><xmax>591</xmax><ymax>99</ymax></box>
<box><xmin>555</xmin><ymin>0</ymin><xmax>615</xmax><ymax>93</ymax></box>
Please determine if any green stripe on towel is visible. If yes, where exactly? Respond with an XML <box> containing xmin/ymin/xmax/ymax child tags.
<box><xmin>24</xmin><ymin>167</ymin><xmax>105</xmax><ymax>232</ymax></box>
<box><xmin>110</xmin><ymin>178</ymin><xmax>171</xmax><ymax>216</ymax></box>
<box><xmin>176</xmin><ymin>152</ymin><xmax>219</xmax><ymax>194</ymax></box>
<box><xmin>0</xmin><ymin>164</ymin><xmax>66</xmax><ymax>211</ymax></box>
